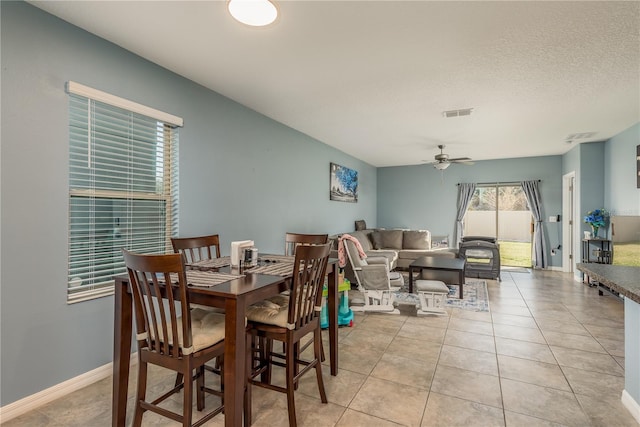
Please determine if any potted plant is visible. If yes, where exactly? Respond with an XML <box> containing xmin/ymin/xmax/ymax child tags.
<box><xmin>584</xmin><ymin>208</ymin><xmax>609</xmax><ymax>239</ymax></box>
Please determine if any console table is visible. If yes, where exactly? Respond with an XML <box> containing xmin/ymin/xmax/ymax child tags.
<box><xmin>581</xmin><ymin>239</ymin><xmax>613</xmax><ymax>286</ymax></box>
<box><xmin>581</xmin><ymin>238</ymin><xmax>613</xmax><ymax>264</ymax></box>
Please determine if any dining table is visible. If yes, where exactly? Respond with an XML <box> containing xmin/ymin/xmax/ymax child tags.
<box><xmin>111</xmin><ymin>255</ymin><xmax>340</xmax><ymax>427</ymax></box>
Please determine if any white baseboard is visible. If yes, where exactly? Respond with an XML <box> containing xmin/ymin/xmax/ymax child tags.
<box><xmin>622</xmin><ymin>389</ymin><xmax>640</xmax><ymax>424</ymax></box>
<box><xmin>0</xmin><ymin>353</ymin><xmax>137</xmax><ymax>423</ymax></box>
<box><xmin>547</xmin><ymin>266</ymin><xmax>563</xmax><ymax>272</ymax></box>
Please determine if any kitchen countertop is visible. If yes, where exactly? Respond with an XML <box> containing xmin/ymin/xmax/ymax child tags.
<box><xmin>577</xmin><ymin>263</ymin><xmax>640</xmax><ymax>304</ymax></box>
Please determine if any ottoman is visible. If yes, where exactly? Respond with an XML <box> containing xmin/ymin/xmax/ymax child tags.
<box><xmin>415</xmin><ymin>279</ymin><xmax>449</xmax><ymax>315</ymax></box>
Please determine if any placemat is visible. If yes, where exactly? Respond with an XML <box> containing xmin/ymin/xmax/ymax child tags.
<box><xmin>186</xmin><ymin>256</ymin><xmax>231</xmax><ymax>270</ymax></box>
<box><xmin>244</xmin><ymin>262</ymin><xmax>294</xmax><ymax>276</ymax></box>
<box><xmin>259</xmin><ymin>255</ymin><xmax>295</xmax><ymax>263</ymax></box>
<box><xmin>169</xmin><ymin>270</ymin><xmax>244</xmax><ymax>287</ymax></box>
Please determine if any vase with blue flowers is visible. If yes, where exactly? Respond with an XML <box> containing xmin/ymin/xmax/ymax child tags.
<box><xmin>584</xmin><ymin>208</ymin><xmax>609</xmax><ymax>239</ymax></box>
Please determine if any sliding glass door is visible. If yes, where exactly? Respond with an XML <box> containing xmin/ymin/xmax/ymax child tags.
<box><xmin>464</xmin><ymin>184</ymin><xmax>533</xmax><ymax>267</ymax></box>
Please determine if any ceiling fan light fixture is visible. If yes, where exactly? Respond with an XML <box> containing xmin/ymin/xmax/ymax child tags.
<box><xmin>228</xmin><ymin>0</ymin><xmax>278</xmax><ymax>27</ymax></box>
<box><xmin>434</xmin><ymin>162</ymin><xmax>450</xmax><ymax>170</ymax></box>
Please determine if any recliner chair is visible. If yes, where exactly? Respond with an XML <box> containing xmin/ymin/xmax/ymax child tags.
<box><xmin>343</xmin><ymin>239</ymin><xmax>402</xmax><ymax>313</ymax></box>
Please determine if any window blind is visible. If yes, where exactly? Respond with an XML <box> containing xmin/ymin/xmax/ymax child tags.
<box><xmin>67</xmin><ymin>86</ymin><xmax>180</xmax><ymax>303</ymax></box>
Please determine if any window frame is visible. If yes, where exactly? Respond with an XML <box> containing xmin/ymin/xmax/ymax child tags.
<box><xmin>66</xmin><ymin>82</ymin><xmax>181</xmax><ymax>303</ymax></box>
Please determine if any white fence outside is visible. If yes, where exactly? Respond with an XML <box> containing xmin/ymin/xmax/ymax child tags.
<box><xmin>464</xmin><ymin>211</ymin><xmax>533</xmax><ymax>242</ymax></box>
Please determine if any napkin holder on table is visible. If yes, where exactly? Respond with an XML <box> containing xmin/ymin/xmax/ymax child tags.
<box><xmin>231</xmin><ymin>240</ymin><xmax>254</xmax><ymax>267</ymax></box>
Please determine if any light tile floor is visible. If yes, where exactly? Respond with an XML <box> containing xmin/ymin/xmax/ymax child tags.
<box><xmin>3</xmin><ymin>270</ymin><xmax>639</xmax><ymax>426</ymax></box>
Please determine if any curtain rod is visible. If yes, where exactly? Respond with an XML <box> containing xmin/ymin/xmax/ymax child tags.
<box><xmin>457</xmin><ymin>180</ymin><xmax>541</xmax><ymax>186</ymax></box>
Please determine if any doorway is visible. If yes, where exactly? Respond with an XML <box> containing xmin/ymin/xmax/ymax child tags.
<box><xmin>464</xmin><ymin>184</ymin><xmax>533</xmax><ymax>267</ymax></box>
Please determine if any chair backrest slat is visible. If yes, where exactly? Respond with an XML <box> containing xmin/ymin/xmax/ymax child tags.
<box><xmin>172</xmin><ymin>234</ymin><xmax>221</xmax><ymax>264</ymax></box>
<box><xmin>287</xmin><ymin>244</ymin><xmax>330</xmax><ymax>330</ymax></box>
<box><xmin>284</xmin><ymin>233</ymin><xmax>328</xmax><ymax>256</ymax></box>
<box><xmin>123</xmin><ymin>249</ymin><xmax>191</xmax><ymax>358</ymax></box>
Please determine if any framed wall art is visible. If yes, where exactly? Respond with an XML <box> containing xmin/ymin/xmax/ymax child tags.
<box><xmin>330</xmin><ymin>163</ymin><xmax>358</xmax><ymax>203</ymax></box>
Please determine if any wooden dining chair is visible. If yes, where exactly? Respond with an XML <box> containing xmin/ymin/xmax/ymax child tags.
<box><xmin>171</xmin><ymin>234</ymin><xmax>221</xmax><ymax>266</ymax></box>
<box><xmin>171</xmin><ymin>234</ymin><xmax>225</xmax><ymax>381</ymax></box>
<box><xmin>244</xmin><ymin>243</ymin><xmax>331</xmax><ymax>427</ymax></box>
<box><xmin>280</xmin><ymin>233</ymin><xmax>329</xmax><ymax>356</ymax></box>
<box><xmin>122</xmin><ymin>249</ymin><xmax>225</xmax><ymax>427</ymax></box>
<box><xmin>284</xmin><ymin>232</ymin><xmax>329</xmax><ymax>256</ymax></box>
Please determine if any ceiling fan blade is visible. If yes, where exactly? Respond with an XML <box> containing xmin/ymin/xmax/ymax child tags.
<box><xmin>448</xmin><ymin>157</ymin><xmax>472</xmax><ymax>162</ymax></box>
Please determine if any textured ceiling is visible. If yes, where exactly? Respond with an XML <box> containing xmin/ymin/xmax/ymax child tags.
<box><xmin>30</xmin><ymin>1</ymin><xmax>640</xmax><ymax>167</ymax></box>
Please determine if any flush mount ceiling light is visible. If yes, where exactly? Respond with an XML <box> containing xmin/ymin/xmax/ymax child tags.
<box><xmin>228</xmin><ymin>0</ymin><xmax>278</xmax><ymax>27</ymax></box>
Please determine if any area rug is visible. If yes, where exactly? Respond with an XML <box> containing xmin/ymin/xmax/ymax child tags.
<box><xmin>393</xmin><ymin>280</ymin><xmax>489</xmax><ymax>312</ymax></box>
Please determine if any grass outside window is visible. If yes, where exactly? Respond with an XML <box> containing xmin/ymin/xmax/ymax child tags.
<box><xmin>498</xmin><ymin>241</ymin><xmax>532</xmax><ymax>268</ymax></box>
<box><xmin>613</xmin><ymin>242</ymin><xmax>640</xmax><ymax>267</ymax></box>
<box><xmin>491</xmin><ymin>241</ymin><xmax>639</xmax><ymax>268</ymax></box>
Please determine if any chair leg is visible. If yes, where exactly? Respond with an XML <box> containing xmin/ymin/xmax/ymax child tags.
<box><xmin>183</xmin><ymin>364</ymin><xmax>194</xmax><ymax>427</ymax></box>
<box><xmin>244</xmin><ymin>332</ymin><xmax>253</xmax><ymax>427</ymax></box>
<box><xmin>219</xmin><ymin>355</ymin><xmax>225</xmax><ymax>399</ymax></box>
<box><xmin>285</xmin><ymin>341</ymin><xmax>298</xmax><ymax>427</ymax></box>
<box><xmin>196</xmin><ymin>366</ymin><xmax>205</xmax><ymax>411</ymax></box>
<box><xmin>293</xmin><ymin>341</ymin><xmax>300</xmax><ymax>390</ymax></box>
<box><xmin>174</xmin><ymin>372</ymin><xmax>184</xmax><ymax>388</ymax></box>
<box><xmin>260</xmin><ymin>337</ymin><xmax>273</xmax><ymax>384</ymax></box>
<box><xmin>314</xmin><ymin>328</ymin><xmax>328</xmax><ymax>403</ymax></box>
<box><xmin>133</xmin><ymin>360</ymin><xmax>148</xmax><ymax>427</ymax></box>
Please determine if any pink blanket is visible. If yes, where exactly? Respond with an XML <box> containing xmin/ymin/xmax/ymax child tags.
<box><xmin>338</xmin><ymin>234</ymin><xmax>367</xmax><ymax>268</ymax></box>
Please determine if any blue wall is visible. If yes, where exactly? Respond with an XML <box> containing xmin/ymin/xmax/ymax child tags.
<box><xmin>580</xmin><ymin>142</ymin><xmax>607</xmax><ymax>236</ymax></box>
<box><xmin>377</xmin><ymin>156</ymin><xmax>564</xmax><ymax>267</ymax></box>
<box><xmin>564</xmin><ymin>129</ymin><xmax>639</xmax><ymax>241</ymax></box>
<box><xmin>605</xmin><ymin>122</ymin><xmax>640</xmax><ymax>216</ymax></box>
<box><xmin>0</xmin><ymin>2</ymin><xmax>375</xmax><ymax>405</ymax></box>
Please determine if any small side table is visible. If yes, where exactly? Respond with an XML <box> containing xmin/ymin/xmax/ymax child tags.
<box><xmin>581</xmin><ymin>239</ymin><xmax>613</xmax><ymax>286</ymax></box>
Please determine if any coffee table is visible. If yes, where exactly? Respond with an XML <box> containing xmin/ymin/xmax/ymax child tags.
<box><xmin>408</xmin><ymin>256</ymin><xmax>466</xmax><ymax>297</ymax></box>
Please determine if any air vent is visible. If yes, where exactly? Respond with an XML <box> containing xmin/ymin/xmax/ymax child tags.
<box><xmin>443</xmin><ymin>108</ymin><xmax>473</xmax><ymax>118</ymax></box>
<box><xmin>565</xmin><ymin>132</ymin><xmax>597</xmax><ymax>143</ymax></box>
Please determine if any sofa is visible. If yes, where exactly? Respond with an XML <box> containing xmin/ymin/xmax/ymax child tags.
<box><xmin>331</xmin><ymin>228</ymin><xmax>460</xmax><ymax>285</ymax></box>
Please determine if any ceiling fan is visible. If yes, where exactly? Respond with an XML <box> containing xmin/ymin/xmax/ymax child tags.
<box><xmin>426</xmin><ymin>145</ymin><xmax>474</xmax><ymax>170</ymax></box>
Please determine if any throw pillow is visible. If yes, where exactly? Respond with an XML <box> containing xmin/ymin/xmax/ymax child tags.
<box><xmin>403</xmin><ymin>230</ymin><xmax>430</xmax><ymax>249</ymax></box>
<box><xmin>380</xmin><ymin>230</ymin><xmax>403</xmax><ymax>250</ymax></box>
<box><xmin>370</xmin><ymin>231</ymin><xmax>383</xmax><ymax>249</ymax></box>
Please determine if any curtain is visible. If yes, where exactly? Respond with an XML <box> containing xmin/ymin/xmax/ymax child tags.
<box><xmin>454</xmin><ymin>183</ymin><xmax>476</xmax><ymax>248</ymax></box>
<box><xmin>521</xmin><ymin>180</ymin><xmax>547</xmax><ymax>269</ymax></box>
